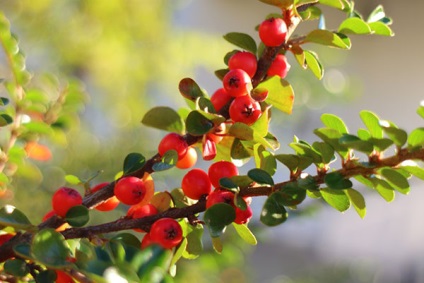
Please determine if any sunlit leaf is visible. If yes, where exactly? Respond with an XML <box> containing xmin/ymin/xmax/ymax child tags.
<box><xmin>123</xmin><ymin>153</ymin><xmax>146</xmax><ymax>175</ymax></box>
<box><xmin>321</xmin><ymin>113</ymin><xmax>348</xmax><ymax>134</ymax></box>
<box><xmin>232</xmin><ymin>223</ymin><xmax>257</xmax><ymax>245</ymax></box>
<box><xmin>223</xmin><ymin>32</ymin><xmax>257</xmax><ymax>54</ymax></box>
<box><xmin>141</xmin><ymin>106</ymin><xmax>185</xmax><ymax>134</ymax></box>
<box><xmin>260</xmin><ymin>192</ymin><xmax>289</xmax><ymax>226</ymax></box>
<box><xmin>338</xmin><ymin>17</ymin><xmax>372</xmax><ymax>35</ymax></box>
<box><xmin>345</xmin><ymin>189</ymin><xmax>366</xmax><ymax>219</ymax></box>
<box><xmin>304</xmin><ymin>50</ymin><xmax>323</xmax><ymax>79</ymax></box>
<box><xmin>320</xmin><ymin>188</ymin><xmax>350</xmax><ymax>212</ymax></box>
<box><xmin>379</xmin><ymin>168</ymin><xmax>410</xmax><ymax>194</ymax></box>
<box><xmin>407</xmin><ymin>128</ymin><xmax>424</xmax><ymax>149</ymax></box>
<box><xmin>368</xmin><ymin>21</ymin><xmax>394</xmax><ymax>36</ymax></box>
<box><xmin>0</xmin><ymin>205</ymin><xmax>35</xmax><ymax>231</ymax></box>
<box><xmin>305</xmin><ymin>29</ymin><xmax>351</xmax><ymax>49</ymax></box>
<box><xmin>360</xmin><ymin>110</ymin><xmax>383</xmax><ymax>139</ymax></box>
<box><xmin>257</xmin><ymin>76</ymin><xmax>294</xmax><ymax>114</ymax></box>
<box><xmin>31</xmin><ymin>229</ymin><xmax>71</xmax><ymax>268</ymax></box>
<box><xmin>370</xmin><ymin>178</ymin><xmax>395</xmax><ymax>202</ymax></box>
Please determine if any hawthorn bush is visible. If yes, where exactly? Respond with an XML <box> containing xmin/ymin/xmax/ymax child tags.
<box><xmin>0</xmin><ymin>0</ymin><xmax>423</xmax><ymax>282</ymax></box>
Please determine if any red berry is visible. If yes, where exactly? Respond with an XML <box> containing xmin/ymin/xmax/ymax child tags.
<box><xmin>267</xmin><ymin>54</ymin><xmax>291</xmax><ymax>79</ymax></box>
<box><xmin>91</xmin><ymin>182</ymin><xmax>120</xmax><ymax>211</ymax></box>
<box><xmin>114</xmin><ymin>176</ymin><xmax>148</xmax><ymax>205</ymax></box>
<box><xmin>176</xmin><ymin>146</ymin><xmax>197</xmax><ymax>169</ymax></box>
<box><xmin>0</xmin><ymin>233</ymin><xmax>14</xmax><ymax>247</ymax></box>
<box><xmin>206</xmin><ymin>189</ymin><xmax>235</xmax><ymax>209</ymax></box>
<box><xmin>210</xmin><ymin>88</ymin><xmax>232</xmax><ymax>113</ymax></box>
<box><xmin>208</xmin><ymin>161</ymin><xmax>239</xmax><ymax>188</ymax></box>
<box><xmin>234</xmin><ymin>205</ymin><xmax>253</xmax><ymax>224</ymax></box>
<box><xmin>259</xmin><ymin>17</ymin><xmax>287</xmax><ymax>47</ymax></box>
<box><xmin>228</xmin><ymin>51</ymin><xmax>258</xmax><ymax>78</ymax></box>
<box><xmin>229</xmin><ymin>95</ymin><xmax>262</xmax><ymax>125</ymax></box>
<box><xmin>55</xmin><ymin>270</ymin><xmax>74</xmax><ymax>283</ymax></box>
<box><xmin>158</xmin><ymin>133</ymin><xmax>188</xmax><ymax>160</ymax></box>
<box><xmin>140</xmin><ymin>233</ymin><xmax>154</xmax><ymax>249</ymax></box>
<box><xmin>149</xmin><ymin>218</ymin><xmax>183</xmax><ymax>249</ymax></box>
<box><xmin>181</xmin><ymin>168</ymin><xmax>212</xmax><ymax>200</ymax></box>
<box><xmin>127</xmin><ymin>203</ymin><xmax>158</xmax><ymax>232</ymax></box>
<box><xmin>52</xmin><ymin>187</ymin><xmax>83</xmax><ymax>218</ymax></box>
<box><xmin>223</xmin><ymin>69</ymin><xmax>252</xmax><ymax>97</ymax></box>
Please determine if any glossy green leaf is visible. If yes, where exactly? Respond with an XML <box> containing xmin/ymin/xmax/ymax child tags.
<box><xmin>223</xmin><ymin>32</ymin><xmax>257</xmax><ymax>54</ymax></box>
<box><xmin>321</xmin><ymin>113</ymin><xmax>348</xmax><ymax>134</ymax></box>
<box><xmin>178</xmin><ymin>78</ymin><xmax>207</xmax><ymax>101</ymax></box>
<box><xmin>339</xmin><ymin>134</ymin><xmax>374</xmax><ymax>154</ymax></box>
<box><xmin>0</xmin><ymin>97</ymin><xmax>9</xmax><ymax>106</ymax></box>
<box><xmin>312</xmin><ymin>142</ymin><xmax>335</xmax><ymax>164</ymax></box>
<box><xmin>338</xmin><ymin>17</ymin><xmax>372</xmax><ymax>35</ymax></box>
<box><xmin>318</xmin><ymin>0</ymin><xmax>348</xmax><ymax>10</ymax></box>
<box><xmin>298</xmin><ymin>5</ymin><xmax>322</xmax><ymax>20</ymax></box>
<box><xmin>254</xmin><ymin>144</ymin><xmax>277</xmax><ymax>176</ymax></box>
<box><xmin>214</xmin><ymin>68</ymin><xmax>229</xmax><ymax>81</ymax></box>
<box><xmin>379</xmin><ymin>168</ymin><xmax>410</xmax><ymax>194</ymax></box>
<box><xmin>4</xmin><ymin>258</ymin><xmax>29</xmax><ymax>277</ymax></box>
<box><xmin>0</xmin><ymin>113</ymin><xmax>13</xmax><ymax>127</ymax></box>
<box><xmin>279</xmin><ymin>183</ymin><xmax>307</xmax><ymax>206</ymax></box>
<box><xmin>152</xmin><ymin>150</ymin><xmax>178</xmax><ymax>172</ymax></box>
<box><xmin>204</xmin><ymin>203</ymin><xmax>236</xmax><ymax>238</ymax></box>
<box><xmin>260</xmin><ymin>192</ymin><xmax>289</xmax><ymax>226</ymax></box>
<box><xmin>345</xmin><ymin>189</ymin><xmax>366</xmax><ymax>219</ymax></box>
<box><xmin>257</xmin><ymin>76</ymin><xmax>294</xmax><ymax>114</ymax></box>
<box><xmin>186</xmin><ymin>111</ymin><xmax>214</xmax><ymax>136</ymax></box>
<box><xmin>247</xmin><ymin>168</ymin><xmax>274</xmax><ymax>186</ymax></box>
<box><xmin>380</xmin><ymin>121</ymin><xmax>407</xmax><ymax>147</ymax></box>
<box><xmin>183</xmin><ymin>224</ymin><xmax>203</xmax><ymax>259</ymax></box>
<box><xmin>232</xmin><ymin>223</ymin><xmax>257</xmax><ymax>245</ymax></box>
<box><xmin>401</xmin><ymin>162</ymin><xmax>424</xmax><ymax>181</ymax></box>
<box><xmin>65</xmin><ymin>205</ymin><xmax>89</xmax><ymax>227</ymax></box>
<box><xmin>275</xmin><ymin>154</ymin><xmax>313</xmax><ymax>172</ymax></box>
<box><xmin>367</xmin><ymin>5</ymin><xmax>386</xmax><ymax>23</ymax></box>
<box><xmin>407</xmin><ymin>128</ymin><xmax>424</xmax><ymax>149</ymax></box>
<box><xmin>230</xmin><ymin>138</ymin><xmax>252</xmax><ymax>160</ymax></box>
<box><xmin>417</xmin><ymin>103</ymin><xmax>424</xmax><ymax>119</ymax></box>
<box><xmin>0</xmin><ymin>205</ymin><xmax>34</xmax><ymax>231</ymax></box>
<box><xmin>368</xmin><ymin>21</ymin><xmax>394</xmax><ymax>36</ymax></box>
<box><xmin>123</xmin><ymin>153</ymin><xmax>146</xmax><ymax>175</ymax></box>
<box><xmin>305</xmin><ymin>29</ymin><xmax>351</xmax><ymax>49</ymax></box>
<box><xmin>141</xmin><ymin>106</ymin><xmax>184</xmax><ymax>134</ymax></box>
<box><xmin>219</xmin><ymin>177</ymin><xmax>240</xmax><ymax>193</ymax></box>
<box><xmin>297</xmin><ymin>174</ymin><xmax>319</xmax><ymax>191</ymax></box>
<box><xmin>368</xmin><ymin>137</ymin><xmax>394</xmax><ymax>152</ymax></box>
<box><xmin>314</xmin><ymin>128</ymin><xmax>349</xmax><ymax>159</ymax></box>
<box><xmin>31</xmin><ymin>229</ymin><xmax>70</xmax><ymax>268</ymax></box>
<box><xmin>324</xmin><ymin>171</ymin><xmax>352</xmax><ymax>190</ymax></box>
<box><xmin>229</xmin><ymin>122</ymin><xmax>254</xmax><ymax>141</ymax></box>
<box><xmin>360</xmin><ymin>110</ymin><xmax>383</xmax><ymax>139</ymax></box>
<box><xmin>320</xmin><ymin>188</ymin><xmax>350</xmax><ymax>212</ymax></box>
<box><xmin>304</xmin><ymin>50</ymin><xmax>323</xmax><ymax>79</ymax></box>
<box><xmin>370</xmin><ymin>178</ymin><xmax>395</xmax><ymax>202</ymax></box>
<box><xmin>290</xmin><ymin>141</ymin><xmax>322</xmax><ymax>164</ymax></box>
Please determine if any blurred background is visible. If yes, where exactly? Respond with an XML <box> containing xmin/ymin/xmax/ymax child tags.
<box><xmin>0</xmin><ymin>0</ymin><xmax>423</xmax><ymax>282</ymax></box>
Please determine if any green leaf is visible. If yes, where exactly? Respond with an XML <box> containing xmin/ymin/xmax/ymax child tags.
<box><xmin>0</xmin><ymin>205</ymin><xmax>34</xmax><ymax>231</ymax></box>
<box><xmin>368</xmin><ymin>21</ymin><xmax>394</xmax><ymax>36</ymax></box>
<box><xmin>254</xmin><ymin>145</ymin><xmax>277</xmax><ymax>176</ymax></box>
<box><xmin>183</xmin><ymin>224</ymin><xmax>203</xmax><ymax>259</ymax></box>
<box><xmin>211</xmin><ymin>237</ymin><xmax>223</xmax><ymax>254</ymax></box>
<box><xmin>345</xmin><ymin>189</ymin><xmax>366</xmax><ymax>219</ymax></box>
<box><xmin>223</xmin><ymin>32</ymin><xmax>257</xmax><ymax>54</ymax></box>
<box><xmin>232</xmin><ymin>223</ymin><xmax>257</xmax><ymax>245</ymax></box>
<box><xmin>370</xmin><ymin>178</ymin><xmax>395</xmax><ymax>202</ymax></box>
<box><xmin>321</xmin><ymin>113</ymin><xmax>348</xmax><ymax>134</ymax></box>
<box><xmin>186</xmin><ymin>111</ymin><xmax>214</xmax><ymax>136</ymax></box>
<box><xmin>31</xmin><ymin>229</ymin><xmax>70</xmax><ymax>268</ymax></box>
<box><xmin>4</xmin><ymin>258</ymin><xmax>29</xmax><ymax>277</ymax></box>
<box><xmin>314</xmin><ymin>128</ymin><xmax>349</xmax><ymax>159</ymax></box>
<box><xmin>304</xmin><ymin>50</ymin><xmax>324</xmax><ymax>79</ymax></box>
<box><xmin>275</xmin><ymin>154</ymin><xmax>313</xmax><ymax>172</ymax></box>
<box><xmin>367</xmin><ymin>5</ymin><xmax>386</xmax><ymax>23</ymax></box>
<box><xmin>417</xmin><ymin>103</ymin><xmax>424</xmax><ymax>119</ymax></box>
<box><xmin>320</xmin><ymin>188</ymin><xmax>350</xmax><ymax>212</ymax></box>
<box><xmin>204</xmin><ymin>203</ymin><xmax>236</xmax><ymax>238</ymax></box>
<box><xmin>0</xmin><ymin>113</ymin><xmax>13</xmax><ymax>127</ymax></box>
<box><xmin>0</xmin><ymin>97</ymin><xmax>9</xmax><ymax>106</ymax></box>
<box><xmin>260</xmin><ymin>192</ymin><xmax>289</xmax><ymax>226</ymax></box>
<box><xmin>360</xmin><ymin>110</ymin><xmax>383</xmax><ymax>139</ymax></box>
<box><xmin>229</xmin><ymin>122</ymin><xmax>254</xmax><ymax>141</ymax></box>
<box><xmin>219</xmin><ymin>177</ymin><xmax>240</xmax><ymax>193</ymax></box>
<box><xmin>36</xmin><ymin>270</ymin><xmax>57</xmax><ymax>283</ymax></box>
<box><xmin>178</xmin><ymin>78</ymin><xmax>207</xmax><ymax>101</ymax></box>
<box><xmin>290</xmin><ymin>141</ymin><xmax>322</xmax><ymax>164</ymax></box>
<box><xmin>22</xmin><ymin>121</ymin><xmax>53</xmax><ymax>135</ymax></box>
<box><xmin>379</xmin><ymin>168</ymin><xmax>410</xmax><ymax>195</ymax></box>
<box><xmin>338</xmin><ymin>17</ymin><xmax>372</xmax><ymax>35</ymax></box>
<box><xmin>65</xmin><ymin>174</ymin><xmax>82</xmax><ymax>185</ymax></box>
<box><xmin>339</xmin><ymin>134</ymin><xmax>374</xmax><ymax>154</ymax></box>
<box><xmin>141</xmin><ymin>106</ymin><xmax>185</xmax><ymax>134</ymax></box>
<box><xmin>257</xmin><ymin>76</ymin><xmax>294</xmax><ymax>114</ymax></box>
<box><xmin>318</xmin><ymin>0</ymin><xmax>349</xmax><ymax>10</ymax></box>
<box><xmin>380</xmin><ymin>121</ymin><xmax>407</xmax><ymax>147</ymax></box>
<box><xmin>305</xmin><ymin>29</ymin><xmax>351</xmax><ymax>49</ymax></box>
<box><xmin>407</xmin><ymin>127</ymin><xmax>424</xmax><ymax>149</ymax></box>
<box><xmin>214</xmin><ymin>68</ymin><xmax>229</xmax><ymax>81</ymax></box>
<box><xmin>136</xmin><ymin>245</ymin><xmax>173</xmax><ymax>281</ymax></box>
<box><xmin>297</xmin><ymin>174</ymin><xmax>319</xmax><ymax>191</ymax></box>
<box><xmin>324</xmin><ymin>171</ymin><xmax>352</xmax><ymax>190</ymax></box>
<box><xmin>259</xmin><ymin>0</ymin><xmax>294</xmax><ymax>9</ymax></box>
<box><xmin>152</xmin><ymin>150</ymin><xmax>178</xmax><ymax>172</ymax></box>
<box><xmin>291</xmin><ymin>45</ymin><xmax>306</xmax><ymax>68</ymax></box>
<box><xmin>279</xmin><ymin>183</ymin><xmax>307</xmax><ymax>205</ymax></box>
<box><xmin>230</xmin><ymin>138</ymin><xmax>252</xmax><ymax>160</ymax></box>
<box><xmin>123</xmin><ymin>153</ymin><xmax>146</xmax><ymax>175</ymax></box>
<box><xmin>312</xmin><ymin>142</ymin><xmax>335</xmax><ymax>164</ymax></box>
<box><xmin>65</xmin><ymin>205</ymin><xmax>89</xmax><ymax>227</ymax></box>
<box><xmin>401</xmin><ymin>162</ymin><xmax>424</xmax><ymax>181</ymax></box>
<box><xmin>247</xmin><ymin>168</ymin><xmax>274</xmax><ymax>186</ymax></box>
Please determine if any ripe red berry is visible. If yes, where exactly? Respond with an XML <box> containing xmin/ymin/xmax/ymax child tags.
<box><xmin>149</xmin><ymin>218</ymin><xmax>183</xmax><ymax>249</ymax></box>
<box><xmin>206</xmin><ymin>189</ymin><xmax>235</xmax><ymax>208</ymax></box>
<box><xmin>55</xmin><ymin>270</ymin><xmax>74</xmax><ymax>283</ymax></box>
<box><xmin>223</xmin><ymin>69</ymin><xmax>252</xmax><ymax>97</ymax></box>
<box><xmin>0</xmin><ymin>233</ymin><xmax>14</xmax><ymax>247</ymax></box>
<box><xmin>229</xmin><ymin>95</ymin><xmax>262</xmax><ymax>125</ymax></box>
<box><xmin>52</xmin><ymin>187</ymin><xmax>83</xmax><ymax>218</ymax></box>
<box><xmin>127</xmin><ymin>203</ymin><xmax>158</xmax><ymax>232</ymax></box>
<box><xmin>181</xmin><ymin>168</ymin><xmax>212</xmax><ymax>200</ymax></box>
<box><xmin>234</xmin><ymin>205</ymin><xmax>253</xmax><ymax>224</ymax></box>
<box><xmin>259</xmin><ymin>17</ymin><xmax>287</xmax><ymax>47</ymax></box>
<box><xmin>114</xmin><ymin>176</ymin><xmax>147</xmax><ymax>205</ymax></box>
<box><xmin>176</xmin><ymin>146</ymin><xmax>197</xmax><ymax>169</ymax></box>
<box><xmin>140</xmin><ymin>233</ymin><xmax>154</xmax><ymax>249</ymax></box>
<box><xmin>228</xmin><ymin>51</ymin><xmax>258</xmax><ymax>78</ymax></box>
<box><xmin>158</xmin><ymin>133</ymin><xmax>188</xmax><ymax>160</ymax></box>
<box><xmin>91</xmin><ymin>182</ymin><xmax>120</xmax><ymax>211</ymax></box>
<box><xmin>267</xmin><ymin>54</ymin><xmax>291</xmax><ymax>79</ymax></box>
<box><xmin>210</xmin><ymin>88</ymin><xmax>232</xmax><ymax>113</ymax></box>
<box><xmin>208</xmin><ymin>161</ymin><xmax>239</xmax><ymax>188</ymax></box>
